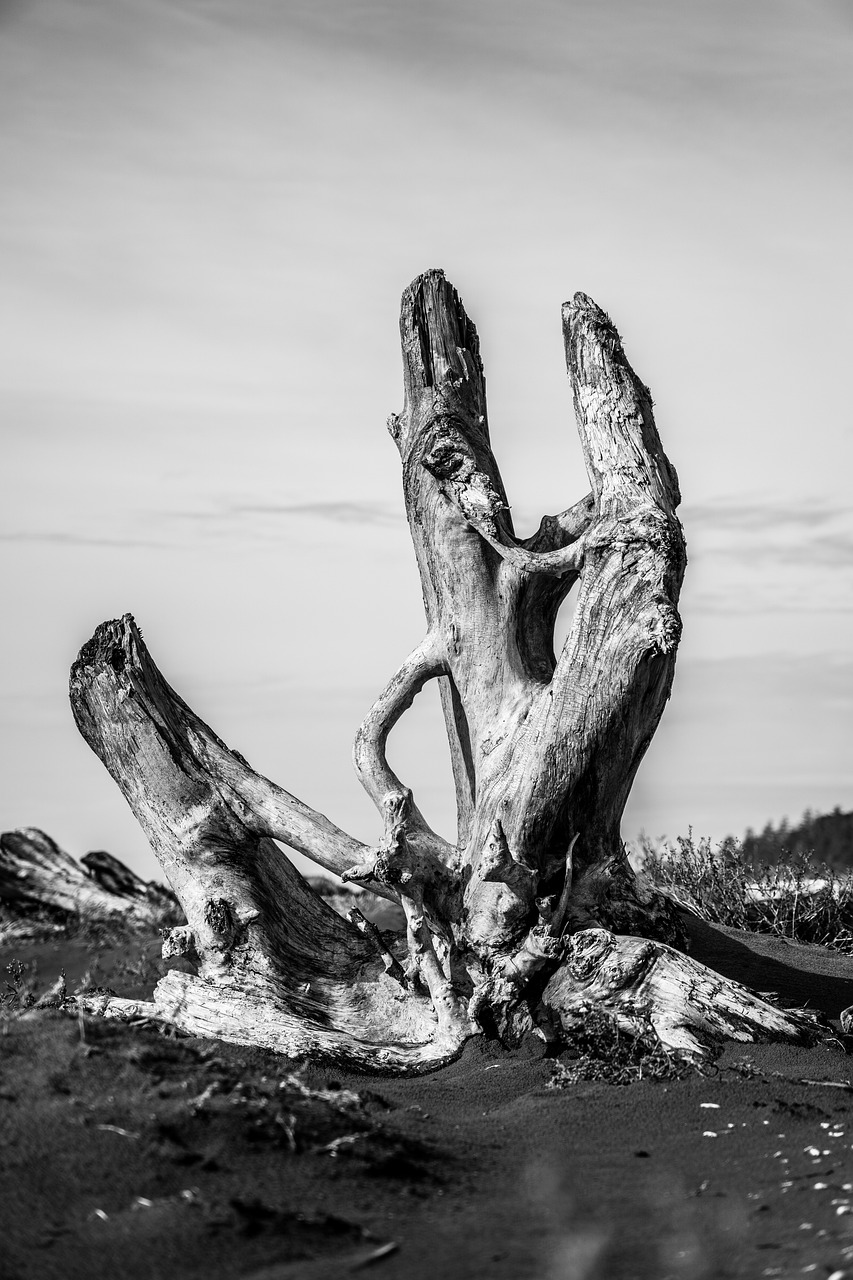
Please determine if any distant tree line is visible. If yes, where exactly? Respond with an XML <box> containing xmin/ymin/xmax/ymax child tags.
<box><xmin>737</xmin><ymin>807</ymin><xmax>853</xmax><ymax>871</ymax></box>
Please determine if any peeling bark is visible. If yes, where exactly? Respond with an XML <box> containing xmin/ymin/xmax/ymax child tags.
<box><xmin>67</xmin><ymin>271</ymin><xmax>818</xmax><ymax>1070</ymax></box>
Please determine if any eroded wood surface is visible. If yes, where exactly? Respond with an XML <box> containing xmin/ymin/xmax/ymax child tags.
<box><xmin>65</xmin><ymin>272</ymin><xmax>819</xmax><ymax>1070</ymax></box>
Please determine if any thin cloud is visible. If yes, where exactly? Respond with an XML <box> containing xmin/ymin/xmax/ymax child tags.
<box><xmin>665</xmin><ymin>495</ymin><xmax>853</xmax><ymax>621</ymax></box>
<box><xmin>681</xmin><ymin>497</ymin><xmax>853</xmax><ymax>569</ymax></box>
<box><xmin>231</xmin><ymin>501</ymin><xmax>401</xmax><ymax>525</ymax></box>
<box><xmin>689</xmin><ymin>590</ymin><xmax>853</xmax><ymax>617</ymax></box>
<box><xmin>172</xmin><ymin>500</ymin><xmax>402</xmax><ymax>528</ymax></box>
<box><xmin>683</xmin><ymin>497</ymin><xmax>850</xmax><ymax>532</ymax></box>
<box><xmin>0</xmin><ymin>530</ymin><xmax>168</xmax><ymax>549</ymax></box>
<box><xmin>742</xmin><ymin>533</ymin><xmax>853</xmax><ymax>569</ymax></box>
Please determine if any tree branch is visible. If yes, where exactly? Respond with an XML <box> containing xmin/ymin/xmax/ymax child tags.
<box><xmin>394</xmin><ymin>271</ymin><xmax>518</xmax><ymax>846</ymax></box>
<box><xmin>423</xmin><ymin>437</ymin><xmax>592</xmax><ymax>578</ymax></box>
<box><xmin>71</xmin><ymin>616</ymin><xmax>391</xmax><ymax>892</ymax></box>
<box><xmin>352</xmin><ymin>635</ymin><xmax>447</xmax><ymax>829</ymax></box>
<box><xmin>494</xmin><ymin>293</ymin><xmax>687</xmax><ymax>891</ymax></box>
<box><xmin>521</xmin><ymin>493</ymin><xmax>596</xmax><ymax>553</ymax></box>
<box><xmin>565</xmin><ymin>293</ymin><xmax>681</xmax><ymax>515</ymax></box>
<box><xmin>69</xmin><ymin>615</ymin><xmax>470</xmax><ymax>1067</ymax></box>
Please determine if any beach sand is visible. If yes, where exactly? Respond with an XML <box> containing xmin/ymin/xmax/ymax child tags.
<box><xmin>3</xmin><ymin>915</ymin><xmax>853</xmax><ymax>1279</ymax></box>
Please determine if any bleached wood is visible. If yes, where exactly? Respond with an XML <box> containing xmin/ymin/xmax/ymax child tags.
<box><xmin>543</xmin><ymin>928</ymin><xmax>820</xmax><ymax>1059</ymax></box>
<box><xmin>69</xmin><ymin>616</ymin><xmax>468</xmax><ymax>1067</ymax></box>
<box><xmin>67</xmin><ymin>271</ymin><xmax>821</xmax><ymax>1070</ymax></box>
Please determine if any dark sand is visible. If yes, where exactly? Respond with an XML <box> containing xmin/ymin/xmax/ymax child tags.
<box><xmin>4</xmin><ymin>917</ymin><xmax>853</xmax><ymax>1279</ymax></box>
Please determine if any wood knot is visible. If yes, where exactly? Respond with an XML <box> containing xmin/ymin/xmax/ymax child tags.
<box><xmin>423</xmin><ymin>438</ymin><xmax>466</xmax><ymax>479</ymax></box>
<box><xmin>204</xmin><ymin>897</ymin><xmax>235</xmax><ymax>940</ymax></box>
<box><xmin>382</xmin><ymin>789</ymin><xmax>412</xmax><ymax>827</ymax></box>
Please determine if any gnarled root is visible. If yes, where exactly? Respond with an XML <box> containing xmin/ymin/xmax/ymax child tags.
<box><xmin>74</xmin><ymin>966</ymin><xmax>470</xmax><ymax>1072</ymax></box>
<box><xmin>540</xmin><ymin>928</ymin><xmax>824</xmax><ymax>1062</ymax></box>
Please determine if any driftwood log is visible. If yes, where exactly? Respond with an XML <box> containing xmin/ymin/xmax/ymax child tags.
<box><xmin>0</xmin><ymin>827</ymin><xmax>180</xmax><ymax>933</ymax></box>
<box><xmin>68</xmin><ymin>271</ymin><xmax>818</xmax><ymax>1069</ymax></box>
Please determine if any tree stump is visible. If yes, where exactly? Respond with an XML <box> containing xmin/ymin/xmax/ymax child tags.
<box><xmin>68</xmin><ymin>271</ymin><xmax>819</xmax><ymax>1068</ymax></box>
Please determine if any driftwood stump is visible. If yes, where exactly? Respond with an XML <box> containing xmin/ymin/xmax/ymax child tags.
<box><xmin>68</xmin><ymin>271</ymin><xmax>817</xmax><ymax>1069</ymax></box>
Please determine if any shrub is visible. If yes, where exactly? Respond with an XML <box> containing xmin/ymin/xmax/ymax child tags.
<box><xmin>548</xmin><ymin>1007</ymin><xmax>700</xmax><ymax>1086</ymax></box>
<box><xmin>1</xmin><ymin>958</ymin><xmax>39</xmax><ymax>1012</ymax></box>
<box><xmin>637</xmin><ymin>831</ymin><xmax>853</xmax><ymax>952</ymax></box>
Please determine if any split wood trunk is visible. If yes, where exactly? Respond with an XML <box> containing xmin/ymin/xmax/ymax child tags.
<box><xmin>67</xmin><ymin>271</ymin><xmax>820</xmax><ymax>1068</ymax></box>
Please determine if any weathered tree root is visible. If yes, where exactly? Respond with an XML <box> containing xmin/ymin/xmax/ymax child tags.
<box><xmin>65</xmin><ymin>271</ymin><xmax>828</xmax><ymax>1071</ymax></box>
<box><xmin>541</xmin><ymin>929</ymin><xmax>822</xmax><ymax>1062</ymax></box>
<box><xmin>73</xmin><ymin>974</ymin><xmax>469</xmax><ymax>1072</ymax></box>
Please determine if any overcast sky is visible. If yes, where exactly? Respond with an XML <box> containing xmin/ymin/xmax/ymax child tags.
<box><xmin>1</xmin><ymin>0</ymin><xmax>851</xmax><ymax>879</ymax></box>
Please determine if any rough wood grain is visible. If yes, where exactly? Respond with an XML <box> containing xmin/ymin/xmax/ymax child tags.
<box><xmin>542</xmin><ymin>928</ymin><xmax>821</xmax><ymax>1060</ymax></box>
<box><xmin>67</xmin><ymin>271</ymin><xmax>821</xmax><ymax>1070</ymax></box>
<box><xmin>69</xmin><ymin>617</ymin><xmax>468</xmax><ymax>1068</ymax></box>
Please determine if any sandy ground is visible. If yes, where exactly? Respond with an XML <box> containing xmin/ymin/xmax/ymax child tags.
<box><xmin>4</xmin><ymin>917</ymin><xmax>853</xmax><ymax>1280</ymax></box>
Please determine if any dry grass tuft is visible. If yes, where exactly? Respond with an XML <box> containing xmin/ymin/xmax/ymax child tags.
<box><xmin>637</xmin><ymin>832</ymin><xmax>853</xmax><ymax>952</ymax></box>
<box><xmin>548</xmin><ymin>1007</ymin><xmax>703</xmax><ymax>1086</ymax></box>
